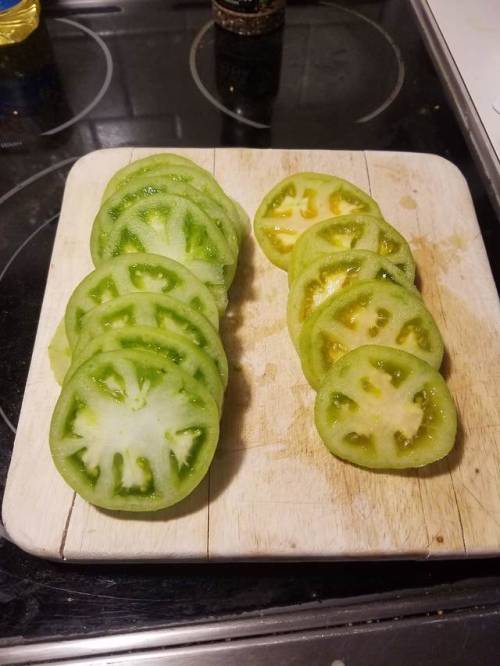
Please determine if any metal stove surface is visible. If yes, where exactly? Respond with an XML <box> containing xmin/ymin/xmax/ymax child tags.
<box><xmin>0</xmin><ymin>0</ymin><xmax>499</xmax><ymax>655</ymax></box>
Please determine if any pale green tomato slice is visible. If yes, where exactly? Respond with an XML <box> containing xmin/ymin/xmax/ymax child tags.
<box><xmin>65</xmin><ymin>253</ymin><xmax>219</xmax><ymax>349</ymax></box>
<box><xmin>254</xmin><ymin>172</ymin><xmax>382</xmax><ymax>270</ymax></box>
<box><xmin>67</xmin><ymin>325</ymin><xmax>224</xmax><ymax>409</ymax></box>
<box><xmin>97</xmin><ymin>193</ymin><xmax>234</xmax><ymax>312</ymax></box>
<box><xmin>315</xmin><ymin>345</ymin><xmax>457</xmax><ymax>469</ymax></box>
<box><xmin>75</xmin><ymin>292</ymin><xmax>228</xmax><ymax>387</ymax></box>
<box><xmin>289</xmin><ymin>214</ymin><xmax>415</xmax><ymax>284</ymax></box>
<box><xmin>50</xmin><ymin>349</ymin><xmax>220</xmax><ymax>511</ymax></box>
<box><xmin>48</xmin><ymin>319</ymin><xmax>72</xmax><ymax>385</ymax></box>
<box><xmin>287</xmin><ymin>250</ymin><xmax>419</xmax><ymax>349</ymax></box>
<box><xmin>93</xmin><ymin>176</ymin><xmax>239</xmax><ymax>264</ymax></box>
<box><xmin>101</xmin><ymin>154</ymin><xmax>243</xmax><ymax>241</ymax></box>
<box><xmin>102</xmin><ymin>153</ymin><xmax>201</xmax><ymax>201</ymax></box>
<box><xmin>299</xmin><ymin>280</ymin><xmax>444</xmax><ymax>390</ymax></box>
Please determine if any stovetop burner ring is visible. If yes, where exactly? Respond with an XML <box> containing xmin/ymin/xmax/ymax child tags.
<box><xmin>0</xmin><ymin>17</ymin><xmax>114</xmax><ymax>148</ymax></box>
<box><xmin>190</xmin><ymin>1</ymin><xmax>405</xmax><ymax>129</ymax></box>
<box><xmin>190</xmin><ymin>20</ymin><xmax>270</xmax><ymax>130</ymax></box>
<box><xmin>320</xmin><ymin>2</ymin><xmax>405</xmax><ymax>124</ymax></box>
<box><xmin>41</xmin><ymin>18</ymin><xmax>114</xmax><ymax>137</ymax></box>
<box><xmin>0</xmin><ymin>157</ymin><xmax>79</xmax><ymax>443</ymax></box>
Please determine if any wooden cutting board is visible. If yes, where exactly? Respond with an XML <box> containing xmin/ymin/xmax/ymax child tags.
<box><xmin>3</xmin><ymin>148</ymin><xmax>500</xmax><ymax>561</ymax></box>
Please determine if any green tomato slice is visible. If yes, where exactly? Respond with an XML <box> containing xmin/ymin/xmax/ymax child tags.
<box><xmin>103</xmin><ymin>160</ymin><xmax>241</xmax><ymax>249</ymax></box>
<box><xmin>101</xmin><ymin>154</ymin><xmax>243</xmax><ymax>243</ymax></box>
<box><xmin>93</xmin><ymin>176</ymin><xmax>239</xmax><ymax>264</ymax></box>
<box><xmin>96</xmin><ymin>193</ymin><xmax>235</xmax><ymax>313</ymax></box>
<box><xmin>254</xmin><ymin>172</ymin><xmax>382</xmax><ymax>270</ymax></box>
<box><xmin>315</xmin><ymin>345</ymin><xmax>457</xmax><ymax>469</ymax></box>
<box><xmin>48</xmin><ymin>319</ymin><xmax>72</xmax><ymax>385</ymax></box>
<box><xmin>287</xmin><ymin>250</ymin><xmax>419</xmax><ymax>349</ymax></box>
<box><xmin>289</xmin><ymin>214</ymin><xmax>416</xmax><ymax>284</ymax></box>
<box><xmin>67</xmin><ymin>325</ymin><xmax>224</xmax><ymax>410</ymax></box>
<box><xmin>75</xmin><ymin>292</ymin><xmax>228</xmax><ymax>388</ymax></box>
<box><xmin>299</xmin><ymin>280</ymin><xmax>444</xmax><ymax>389</ymax></box>
<box><xmin>50</xmin><ymin>349</ymin><xmax>220</xmax><ymax>511</ymax></box>
<box><xmin>102</xmin><ymin>153</ymin><xmax>199</xmax><ymax>200</ymax></box>
<box><xmin>65</xmin><ymin>253</ymin><xmax>219</xmax><ymax>349</ymax></box>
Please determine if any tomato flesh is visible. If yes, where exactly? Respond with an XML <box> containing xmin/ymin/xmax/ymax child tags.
<box><xmin>315</xmin><ymin>345</ymin><xmax>457</xmax><ymax>469</ymax></box>
<box><xmin>75</xmin><ymin>292</ymin><xmax>228</xmax><ymax>388</ymax></box>
<box><xmin>50</xmin><ymin>349</ymin><xmax>220</xmax><ymax>511</ymax></box>
<box><xmin>67</xmin><ymin>325</ymin><xmax>224</xmax><ymax>409</ymax></box>
<box><xmin>299</xmin><ymin>280</ymin><xmax>443</xmax><ymax>389</ymax></box>
<box><xmin>102</xmin><ymin>153</ymin><xmax>199</xmax><ymax>201</ymax></box>
<box><xmin>48</xmin><ymin>319</ymin><xmax>72</xmax><ymax>385</ymax></box>
<box><xmin>93</xmin><ymin>176</ymin><xmax>239</xmax><ymax>266</ymax></box>
<box><xmin>289</xmin><ymin>214</ymin><xmax>415</xmax><ymax>284</ymax></box>
<box><xmin>102</xmin><ymin>154</ymin><xmax>242</xmax><ymax>243</ymax></box>
<box><xmin>101</xmin><ymin>154</ymin><xmax>243</xmax><ymax>242</ymax></box>
<box><xmin>287</xmin><ymin>250</ymin><xmax>418</xmax><ymax>349</ymax></box>
<box><xmin>95</xmin><ymin>193</ymin><xmax>234</xmax><ymax>313</ymax></box>
<box><xmin>65</xmin><ymin>253</ymin><xmax>219</xmax><ymax>349</ymax></box>
<box><xmin>254</xmin><ymin>173</ymin><xmax>382</xmax><ymax>270</ymax></box>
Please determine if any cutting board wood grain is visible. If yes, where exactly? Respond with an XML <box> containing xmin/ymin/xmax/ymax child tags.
<box><xmin>3</xmin><ymin>148</ymin><xmax>499</xmax><ymax>561</ymax></box>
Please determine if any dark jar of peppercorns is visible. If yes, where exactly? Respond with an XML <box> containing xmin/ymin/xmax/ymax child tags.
<box><xmin>212</xmin><ymin>0</ymin><xmax>285</xmax><ymax>36</ymax></box>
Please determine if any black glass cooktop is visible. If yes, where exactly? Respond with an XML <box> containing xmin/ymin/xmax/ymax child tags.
<box><xmin>0</xmin><ymin>0</ymin><xmax>499</xmax><ymax>650</ymax></box>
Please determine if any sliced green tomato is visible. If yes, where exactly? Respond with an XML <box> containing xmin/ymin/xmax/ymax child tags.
<box><xmin>102</xmin><ymin>154</ymin><xmax>242</xmax><ymax>238</ymax></box>
<box><xmin>75</xmin><ymin>292</ymin><xmax>228</xmax><ymax>388</ymax></box>
<box><xmin>67</xmin><ymin>325</ymin><xmax>223</xmax><ymax>409</ymax></box>
<box><xmin>289</xmin><ymin>214</ymin><xmax>416</xmax><ymax>284</ymax></box>
<box><xmin>65</xmin><ymin>253</ymin><xmax>219</xmax><ymax>349</ymax></box>
<box><xmin>93</xmin><ymin>176</ymin><xmax>239</xmax><ymax>264</ymax></box>
<box><xmin>315</xmin><ymin>345</ymin><xmax>457</xmax><ymax>469</ymax></box>
<box><xmin>299</xmin><ymin>280</ymin><xmax>443</xmax><ymax>390</ymax></box>
<box><xmin>287</xmin><ymin>250</ymin><xmax>419</xmax><ymax>349</ymax></box>
<box><xmin>96</xmin><ymin>193</ymin><xmax>235</xmax><ymax>312</ymax></box>
<box><xmin>102</xmin><ymin>154</ymin><xmax>203</xmax><ymax>200</ymax></box>
<box><xmin>48</xmin><ymin>319</ymin><xmax>72</xmax><ymax>385</ymax></box>
<box><xmin>50</xmin><ymin>349</ymin><xmax>220</xmax><ymax>511</ymax></box>
<box><xmin>254</xmin><ymin>172</ymin><xmax>382</xmax><ymax>270</ymax></box>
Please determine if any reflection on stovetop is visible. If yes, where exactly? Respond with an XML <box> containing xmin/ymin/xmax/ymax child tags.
<box><xmin>194</xmin><ymin>3</ymin><xmax>405</xmax><ymax>129</ymax></box>
<box><xmin>0</xmin><ymin>0</ymin><xmax>499</xmax><ymax>646</ymax></box>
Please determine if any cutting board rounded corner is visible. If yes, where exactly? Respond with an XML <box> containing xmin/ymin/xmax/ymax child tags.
<box><xmin>418</xmin><ymin>152</ymin><xmax>472</xmax><ymax>189</ymax></box>
<box><xmin>1</xmin><ymin>502</ymin><xmax>62</xmax><ymax>562</ymax></box>
<box><xmin>385</xmin><ymin>150</ymin><xmax>473</xmax><ymax>197</ymax></box>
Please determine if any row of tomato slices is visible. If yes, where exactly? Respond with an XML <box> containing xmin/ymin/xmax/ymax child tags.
<box><xmin>49</xmin><ymin>153</ymin><xmax>248</xmax><ymax>512</ymax></box>
<box><xmin>253</xmin><ymin>172</ymin><xmax>457</xmax><ymax>470</ymax></box>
